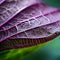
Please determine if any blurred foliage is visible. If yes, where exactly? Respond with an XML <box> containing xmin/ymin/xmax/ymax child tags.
<box><xmin>0</xmin><ymin>36</ymin><xmax>60</xmax><ymax>60</ymax></box>
<box><xmin>42</xmin><ymin>0</ymin><xmax>60</xmax><ymax>7</ymax></box>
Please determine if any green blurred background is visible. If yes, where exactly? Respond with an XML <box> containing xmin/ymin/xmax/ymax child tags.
<box><xmin>42</xmin><ymin>0</ymin><xmax>60</xmax><ymax>7</ymax></box>
<box><xmin>0</xmin><ymin>36</ymin><xmax>60</xmax><ymax>60</ymax></box>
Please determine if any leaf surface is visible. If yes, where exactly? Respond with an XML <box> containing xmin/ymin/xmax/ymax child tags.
<box><xmin>0</xmin><ymin>1</ymin><xmax>60</xmax><ymax>51</ymax></box>
<box><xmin>0</xmin><ymin>0</ymin><xmax>5</xmax><ymax>5</ymax></box>
<box><xmin>0</xmin><ymin>0</ymin><xmax>36</xmax><ymax>27</ymax></box>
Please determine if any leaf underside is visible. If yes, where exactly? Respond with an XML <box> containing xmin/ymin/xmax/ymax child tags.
<box><xmin>0</xmin><ymin>0</ymin><xmax>60</xmax><ymax>51</ymax></box>
<box><xmin>0</xmin><ymin>0</ymin><xmax>5</xmax><ymax>5</ymax></box>
<box><xmin>0</xmin><ymin>0</ymin><xmax>36</xmax><ymax>27</ymax></box>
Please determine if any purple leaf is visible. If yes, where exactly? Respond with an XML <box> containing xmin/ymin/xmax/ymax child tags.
<box><xmin>0</xmin><ymin>1</ymin><xmax>60</xmax><ymax>51</ymax></box>
<box><xmin>0</xmin><ymin>3</ymin><xmax>59</xmax><ymax>31</ymax></box>
<box><xmin>0</xmin><ymin>21</ymin><xmax>60</xmax><ymax>51</ymax></box>
<box><xmin>5</xmin><ymin>0</ymin><xmax>18</xmax><ymax>2</ymax></box>
<box><xmin>0</xmin><ymin>0</ymin><xmax>5</xmax><ymax>5</ymax></box>
<box><xmin>0</xmin><ymin>3</ymin><xmax>60</xmax><ymax>42</ymax></box>
<box><xmin>0</xmin><ymin>0</ymin><xmax>37</xmax><ymax>27</ymax></box>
